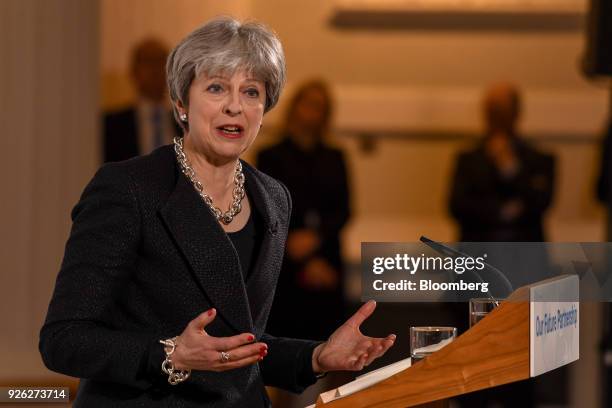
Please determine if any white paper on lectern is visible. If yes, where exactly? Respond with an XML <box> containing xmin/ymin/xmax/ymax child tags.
<box><xmin>304</xmin><ymin>357</ymin><xmax>412</xmax><ymax>407</ymax></box>
<box><xmin>411</xmin><ymin>337</ymin><xmax>454</xmax><ymax>355</ymax></box>
<box><xmin>355</xmin><ymin>356</ymin><xmax>412</xmax><ymax>380</ymax></box>
<box><xmin>319</xmin><ymin>389</ymin><xmax>339</xmax><ymax>403</ymax></box>
<box><xmin>336</xmin><ymin>356</ymin><xmax>412</xmax><ymax>397</ymax></box>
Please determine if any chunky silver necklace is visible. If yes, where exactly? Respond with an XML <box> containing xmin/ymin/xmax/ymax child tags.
<box><xmin>173</xmin><ymin>137</ymin><xmax>245</xmax><ymax>225</ymax></box>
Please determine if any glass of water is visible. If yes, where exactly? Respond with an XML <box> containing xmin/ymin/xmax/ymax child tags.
<box><xmin>469</xmin><ymin>298</ymin><xmax>501</xmax><ymax>328</ymax></box>
<box><xmin>410</xmin><ymin>326</ymin><xmax>457</xmax><ymax>363</ymax></box>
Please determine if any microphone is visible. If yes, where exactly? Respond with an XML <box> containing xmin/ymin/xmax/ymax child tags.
<box><xmin>419</xmin><ymin>236</ymin><xmax>514</xmax><ymax>304</ymax></box>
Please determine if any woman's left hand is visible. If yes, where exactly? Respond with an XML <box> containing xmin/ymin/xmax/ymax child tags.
<box><xmin>312</xmin><ymin>300</ymin><xmax>396</xmax><ymax>373</ymax></box>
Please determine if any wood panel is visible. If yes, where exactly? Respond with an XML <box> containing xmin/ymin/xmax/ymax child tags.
<box><xmin>316</xmin><ymin>299</ymin><xmax>530</xmax><ymax>407</ymax></box>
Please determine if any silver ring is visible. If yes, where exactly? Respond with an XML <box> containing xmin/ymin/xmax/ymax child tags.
<box><xmin>220</xmin><ymin>351</ymin><xmax>231</xmax><ymax>363</ymax></box>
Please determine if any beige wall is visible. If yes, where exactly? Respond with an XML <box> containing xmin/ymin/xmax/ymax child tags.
<box><xmin>101</xmin><ymin>0</ymin><xmax>254</xmax><ymax>108</ymax></box>
<box><xmin>0</xmin><ymin>0</ymin><xmax>99</xmax><ymax>385</ymax></box>
<box><xmin>100</xmin><ymin>1</ymin><xmax>610</xmax><ymax>247</ymax></box>
<box><xmin>246</xmin><ymin>0</ymin><xmax>609</xmax><ymax>241</ymax></box>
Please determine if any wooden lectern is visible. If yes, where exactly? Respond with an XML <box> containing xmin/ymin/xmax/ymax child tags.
<box><xmin>314</xmin><ymin>275</ymin><xmax>579</xmax><ymax>407</ymax></box>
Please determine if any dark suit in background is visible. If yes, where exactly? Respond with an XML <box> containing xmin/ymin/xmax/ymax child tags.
<box><xmin>597</xmin><ymin>120</ymin><xmax>612</xmax><ymax>236</ymax></box>
<box><xmin>103</xmin><ymin>38</ymin><xmax>178</xmax><ymax>163</ymax></box>
<box><xmin>450</xmin><ymin>138</ymin><xmax>555</xmax><ymax>242</ymax></box>
<box><xmin>103</xmin><ymin>107</ymin><xmax>180</xmax><ymax>163</ymax></box>
<box><xmin>103</xmin><ymin>108</ymin><xmax>140</xmax><ymax>162</ymax></box>
<box><xmin>595</xmin><ymin>119</ymin><xmax>612</xmax><ymax>407</ymax></box>
<box><xmin>39</xmin><ymin>146</ymin><xmax>319</xmax><ymax>407</ymax></box>
<box><xmin>448</xmin><ymin>137</ymin><xmax>555</xmax><ymax>408</ymax></box>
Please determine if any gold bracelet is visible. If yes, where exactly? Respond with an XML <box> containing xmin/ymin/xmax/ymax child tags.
<box><xmin>159</xmin><ymin>336</ymin><xmax>191</xmax><ymax>385</ymax></box>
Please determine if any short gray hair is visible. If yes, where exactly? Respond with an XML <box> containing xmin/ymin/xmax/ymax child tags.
<box><xmin>166</xmin><ymin>16</ymin><xmax>286</xmax><ymax>130</ymax></box>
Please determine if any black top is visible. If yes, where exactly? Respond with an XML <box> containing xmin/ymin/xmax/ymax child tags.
<box><xmin>227</xmin><ymin>203</ymin><xmax>319</xmax><ymax>388</ymax></box>
<box><xmin>227</xmin><ymin>204</ymin><xmax>264</xmax><ymax>281</ymax></box>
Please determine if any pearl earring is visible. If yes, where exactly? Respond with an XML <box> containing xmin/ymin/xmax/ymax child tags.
<box><xmin>180</xmin><ymin>113</ymin><xmax>187</xmax><ymax>122</ymax></box>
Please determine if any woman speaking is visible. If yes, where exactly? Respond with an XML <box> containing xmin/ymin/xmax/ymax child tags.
<box><xmin>39</xmin><ymin>17</ymin><xmax>395</xmax><ymax>407</ymax></box>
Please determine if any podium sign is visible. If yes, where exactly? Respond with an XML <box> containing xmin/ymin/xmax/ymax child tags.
<box><xmin>530</xmin><ymin>275</ymin><xmax>579</xmax><ymax>377</ymax></box>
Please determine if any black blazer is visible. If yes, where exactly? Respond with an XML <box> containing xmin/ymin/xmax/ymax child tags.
<box><xmin>39</xmin><ymin>145</ymin><xmax>319</xmax><ymax>407</ymax></box>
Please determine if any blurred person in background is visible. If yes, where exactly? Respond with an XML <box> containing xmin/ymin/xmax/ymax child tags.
<box><xmin>596</xmin><ymin>117</ymin><xmax>612</xmax><ymax>238</ymax></box>
<box><xmin>103</xmin><ymin>37</ymin><xmax>180</xmax><ymax>162</ymax></box>
<box><xmin>448</xmin><ymin>82</ymin><xmax>556</xmax><ymax>408</ymax></box>
<box><xmin>257</xmin><ymin>80</ymin><xmax>350</xmax><ymax>342</ymax></box>
<box><xmin>257</xmin><ymin>80</ymin><xmax>351</xmax><ymax>407</ymax></box>
<box><xmin>595</xmin><ymin>102</ymin><xmax>612</xmax><ymax>407</ymax></box>
<box><xmin>40</xmin><ymin>18</ymin><xmax>394</xmax><ymax>408</ymax></box>
<box><xmin>450</xmin><ymin>82</ymin><xmax>555</xmax><ymax>243</ymax></box>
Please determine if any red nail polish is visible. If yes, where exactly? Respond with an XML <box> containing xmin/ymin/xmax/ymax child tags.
<box><xmin>260</xmin><ymin>346</ymin><xmax>267</xmax><ymax>353</ymax></box>
<box><xmin>247</xmin><ymin>335</ymin><xmax>254</xmax><ymax>342</ymax></box>
<box><xmin>207</xmin><ymin>308</ymin><xmax>214</xmax><ymax>316</ymax></box>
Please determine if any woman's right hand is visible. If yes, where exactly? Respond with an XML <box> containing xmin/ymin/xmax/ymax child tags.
<box><xmin>171</xmin><ymin>308</ymin><xmax>267</xmax><ymax>372</ymax></box>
